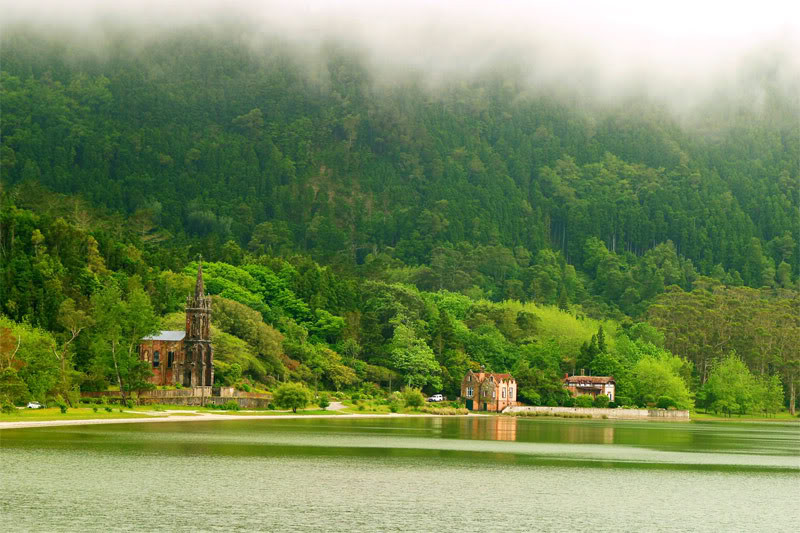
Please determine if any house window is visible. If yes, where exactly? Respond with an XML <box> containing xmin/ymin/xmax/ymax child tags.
<box><xmin>168</xmin><ymin>351</ymin><xmax>174</xmax><ymax>368</ymax></box>
<box><xmin>509</xmin><ymin>387</ymin><xmax>514</xmax><ymax>399</ymax></box>
<box><xmin>467</xmin><ymin>375</ymin><xmax>471</xmax><ymax>382</ymax></box>
<box><xmin>466</xmin><ymin>387</ymin><xmax>474</xmax><ymax>398</ymax></box>
<box><xmin>153</xmin><ymin>351</ymin><xmax>160</xmax><ymax>368</ymax></box>
<box><xmin>492</xmin><ymin>390</ymin><xmax>496</xmax><ymax>399</ymax></box>
<box><xmin>502</xmin><ymin>388</ymin><xmax>506</xmax><ymax>399</ymax></box>
<box><xmin>143</xmin><ymin>350</ymin><xmax>149</xmax><ymax>362</ymax></box>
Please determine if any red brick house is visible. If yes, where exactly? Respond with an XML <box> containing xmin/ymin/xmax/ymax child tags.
<box><xmin>563</xmin><ymin>374</ymin><xmax>615</xmax><ymax>402</ymax></box>
<box><xmin>139</xmin><ymin>264</ymin><xmax>214</xmax><ymax>387</ymax></box>
<box><xmin>461</xmin><ymin>369</ymin><xmax>516</xmax><ymax>412</ymax></box>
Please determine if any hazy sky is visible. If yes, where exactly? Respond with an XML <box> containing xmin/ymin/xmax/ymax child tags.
<box><xmin>4</xmin><ymin>0</ymin><xmax>799</xmax><ymax>104</ymax></box>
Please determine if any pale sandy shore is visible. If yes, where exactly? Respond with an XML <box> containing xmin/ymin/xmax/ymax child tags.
<box><xmin>0</xmin><ymin>411</ymin><xmax>461</xmax><ymax>430</ymax></box>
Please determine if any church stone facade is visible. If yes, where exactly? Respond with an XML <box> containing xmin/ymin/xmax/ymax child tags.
<box><xmin>140</xmin><ymin>264</ymin><xmax>214</xmax><ymax>387</ymax></box>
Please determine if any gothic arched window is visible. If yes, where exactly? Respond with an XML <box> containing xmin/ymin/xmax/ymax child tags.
<box><xmin>153</xmin><ymin>351</ymin><xmax>160</xmax><ymax>368</ymax></box>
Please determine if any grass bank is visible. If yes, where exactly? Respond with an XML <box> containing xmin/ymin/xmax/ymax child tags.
<box><xmin>0</xmin><ymin>407</ymin><xmax>154</xmax><ymax>423</ymax></box>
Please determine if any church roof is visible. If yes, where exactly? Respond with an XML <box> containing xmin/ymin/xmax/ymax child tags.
<box><xmin>142</xmin><ymin>330</ymin><xmax>185</xmax><ymax>342</ymax></box>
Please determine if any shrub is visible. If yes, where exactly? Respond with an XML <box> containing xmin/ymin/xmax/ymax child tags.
<box><xmin>175</xmin><ymin>383</ymin><xmax>183</xmax><ymax>390</ymax></box>
<box><xmin>360</xmin><ymin>382</ymin><xmax>382</xmax><ymax>398</ymax></box>
<box><xmin>92</xmin><ymin>406</ymin><xmax>98</xmax><ymax>413</ymax></box>
<box><xmin>608</xmin><ymin>401</ymin><xmax>617</xmax><ymax>409</ymax></box>
<box><xmin>1</xmin><ymin>402</ymin><xmax>15</xmax><ymax>414</ymax></box>
<box><xmin>593</xmin><ymin>394</ymin><xmax>610</xmax><ymax>408</ymax></box>
<box><xmin>317</xmin><ymin>394</ymin><xmax>330</xmax><ymax>410</ymax></box>
<box><xmin>615</xmin><ymin>396</ymin><xmax>631</xmax><ymax>407</ymax></box>
<box><xmin>574</xmin><ymin>395</ymin><xmax>594</xmax><ymax>408</ymax></box>
<box><xmin>104</xmin><ymin>406</ymin><xmax>112</xmax><ymax>412</ymax></box>
<box><xmin>401</xmin><ymin>388</ymin><xmax>425</xmax><ymax>409</ymax></box>
<box><xmin>350</xmin><ymin>392</ymin><xmax>362</xmax><ymax>401</ymax></box>
<box><xmin>389</xmin><ymin>402</ymin><xmax>400</xmax><ymax>413</ymax></box>
<box><xmin>267</xmin><ymin>403</ymin><xmax>276</xmax><ymax>410</ymax></box>
<box><xmin>55</xmin><ymin>396</ymin><xmax>68</xmax><ymax>414</ymax></box>
<box><xmin>222</xmin><ymin>400</ymin><xmax>240</xmax><ymax>411</ymax></box>
<box><xmin>125</xmin><ymin>399</ymin><xmax>134</xmax><ymax>409</ymax></box>
<box><xmin>421</xmin><ymin>406</ymin><xmax>469</xmax><ymax>415</ymax></box>
<box><xmin>657</xmin><ymin>396</ymin><xmax>677</xmax><ymax>409</ymax></box>
<box><xmin>274</xmin><ymin>382</ymin><xmax>311</xmax><ymax>413</ymax></box>
<box><xmin>357</xmin><ymin>404</ymin><xmax>365</xmax><ymax>411</ymax></box>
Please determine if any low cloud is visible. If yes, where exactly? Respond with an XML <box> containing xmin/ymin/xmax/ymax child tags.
<box><xmin>3</xmin><ymin>0</ymin><xmax>799</xmax><ymax>110</ymax></box>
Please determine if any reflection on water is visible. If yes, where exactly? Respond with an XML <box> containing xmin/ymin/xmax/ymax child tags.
<box><xmin>1</xmin><ymin>417</ymin><xmax>798</xmax><ymax>532</ymax></box>
<box><xmin>458</xmin><ymin>415</ymin><xmax>518</xmax><ymax>441</ymax></box>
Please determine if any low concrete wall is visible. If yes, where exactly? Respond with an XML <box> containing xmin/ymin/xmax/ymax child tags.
<box><xmin>136</xmin><ymin>395</ymin><xmax>272</xmax><ymax>409</ymax></box>
<box><xmin>82</xmin><ymin>388</ymin><xmax>272</xmax><ymax>409</ymax></box>
<box><xmin>505</xmin><ymin>405</ymin><xmax>690</xmax><ymax>420</ymax></box>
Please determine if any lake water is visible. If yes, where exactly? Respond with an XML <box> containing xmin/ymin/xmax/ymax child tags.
<box><xmin>1</xmin><ymin>416</ymin><xmax>798</xmax><ymax>532</ymax></box>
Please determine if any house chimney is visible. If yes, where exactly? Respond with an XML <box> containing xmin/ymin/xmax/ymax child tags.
<box><xmin>564</xmin><ymin>373</ymin><xmax>569</xmax><ymax>380</ymax></box>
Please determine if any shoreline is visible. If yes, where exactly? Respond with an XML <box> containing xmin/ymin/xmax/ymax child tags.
<box><xmin>2</xmin><ymin>410</ymin><xmax>795</xmax><ymax>430</ymax></box>
<box><xmin>0</xmin><ymin>411</ymin><xmax>461</xmax><ymax>430</ymax></box>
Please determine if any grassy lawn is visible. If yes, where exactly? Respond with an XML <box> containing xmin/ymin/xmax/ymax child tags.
<box><xmin>0</xmin><ymin>407</ymin><xmax>155</xmax><ymax>423</ymax></box>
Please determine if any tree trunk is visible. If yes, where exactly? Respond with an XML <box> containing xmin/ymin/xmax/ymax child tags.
<box><xmin>111</xmin><ymin>342</ymin><xmax>126</xmax><ymax>403</ymax></box>
<box><xmin>790</xmin><ymin>375</ymin><xmax>796</xmax><ymax>416</ymax></box>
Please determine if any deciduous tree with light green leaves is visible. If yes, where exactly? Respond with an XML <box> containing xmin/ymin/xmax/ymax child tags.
<box><xmin>703</xmin><ymin>352</ymin><xmax>766</xmax><ymax>416</ymax></box>
<box><xmin>630</xmin><ymin>352</ymin><xmax>693</xmax><ymax>410</ymax></box>
<box><xmin>90</xmin><ymin>282</ymin><xmax>159</xmax><ymax>403</ymax></box>
<box><xmin>390</xmin><ymin>322</ymin><xmax>442</xmax><ymax>390</ymax></box>
<box><xmin>274</xmin><ymin>382</ymin><xmax>311</xmax><ymax>413</ymax></box>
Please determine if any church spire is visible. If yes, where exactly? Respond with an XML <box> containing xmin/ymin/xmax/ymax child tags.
<box><xmin>195</xmin><ymin>261</ymin><xmax>204</xmax><ymax>299</ymax></box>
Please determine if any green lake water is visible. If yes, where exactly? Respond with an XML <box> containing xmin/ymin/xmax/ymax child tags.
<box><xmin>1</xmin><ymin>416</ymin><xmax>798</xmax><ymax>532</ymax></box>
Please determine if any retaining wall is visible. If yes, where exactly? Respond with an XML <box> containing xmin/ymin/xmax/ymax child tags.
<box><xmin>81</xmin><ymin>388</ymin><xmax>272</xmax><ymax>409</ymax></box>
<box><xmin>505</xmin><ymin>405</ymin><xmax>690</xmax><ymax>420</ymax></box>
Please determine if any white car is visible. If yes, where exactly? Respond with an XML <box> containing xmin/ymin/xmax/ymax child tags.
<box><xmin>26</xmin><ymin>401</ymin><xmax>42</xmax><ymax>409</ymax></box>
<box><xmin>427</xmin><ymin>394</ymin><xmax>444</xmax><ymax>402</ymax></box>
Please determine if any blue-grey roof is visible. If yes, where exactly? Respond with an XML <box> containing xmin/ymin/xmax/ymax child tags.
<box><xmin>142</xmin><ymin>331</ymin><xmax>185</xmax><ymax>342</ymax></box>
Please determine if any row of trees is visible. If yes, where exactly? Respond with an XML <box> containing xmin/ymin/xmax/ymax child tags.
<box><xmin>0</xmin><ymin>190</ymin><xmax>796</xmax><ymax>416</ymax></box>
<box><xmin>649</xmin><ymin>282</ymin><xmax>800</xmax><ymax>414</ymax></box>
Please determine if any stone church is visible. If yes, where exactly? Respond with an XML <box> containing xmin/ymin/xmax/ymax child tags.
<box><xmin>139</xmin><ymin>264</ymin><xmax>214</xmax><ymax>387</ymax></box>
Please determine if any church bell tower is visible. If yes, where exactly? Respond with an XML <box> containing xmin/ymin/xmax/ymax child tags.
<box><xmin>182</xmin><ymin>262</ymin><xmax>214</xmax><ymax>387</ymax></box>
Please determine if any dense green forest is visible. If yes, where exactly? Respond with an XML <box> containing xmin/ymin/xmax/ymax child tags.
<box><xmin>1</xmin><ymin>29</ymin><xmax>798</xmax><ymax>414</ymax></box>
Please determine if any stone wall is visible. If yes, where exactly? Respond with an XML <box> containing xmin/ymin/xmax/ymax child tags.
<box><xmin>82</xmin><ymin>387</ymin><xmax>272</xmax><ymax>409</ymax></box>
<box><xmin>505</xmin><ymin>405</ymin><xmax>690</xmax><ymax>420</ymax></box>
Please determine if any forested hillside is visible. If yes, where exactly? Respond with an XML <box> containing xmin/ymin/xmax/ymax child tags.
<box><xmin>1</xmin><ymin>28</ymin><xmax>798</xmax><ymax>414</ymax></box>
